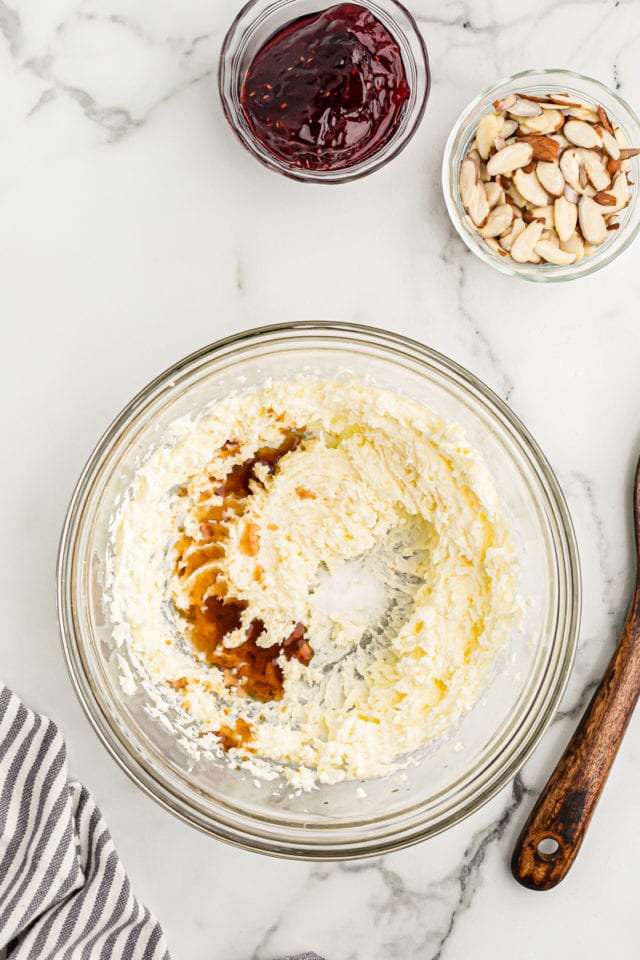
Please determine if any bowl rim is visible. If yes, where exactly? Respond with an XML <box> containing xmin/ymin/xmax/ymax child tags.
<box><xmin>57</xmin><ymin>321</ymin><xmax>581</xmax><ymax>859</ymax></box>
<box><xmin>441</xmin><ymin>67</ymin><xmax>640</xmax><ymax>282</ymax></box>
<box><xmin>217</xmin><ymin>0</ymin><xmax>431</xmax><ymax>184</ymax></box>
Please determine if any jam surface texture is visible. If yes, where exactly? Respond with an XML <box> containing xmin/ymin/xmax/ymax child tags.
<box><xmin>240</xmin><ymin>2</ymin><xmax>410</xmax><ymax>170</ymax></box>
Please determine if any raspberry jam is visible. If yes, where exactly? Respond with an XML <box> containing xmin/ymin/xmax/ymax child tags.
<box><xmin>240</xmin><ymin>3</ymin><xmax>411</xmax><ymax>171</ymax></box>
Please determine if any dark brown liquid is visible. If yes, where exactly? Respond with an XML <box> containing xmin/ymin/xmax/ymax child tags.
<box><xmin>282</xmin><ymin>621</ymin><xmax>314</xmax><ymax>666</ymax></box>
<box><xmin>213</xmin><ymin>429</ymin><xmax>303</xmax><ymax>500</ymax></box>
<box><xmin>174</xmin><ymin>427</ymin><xmax>314</xmax><ymax>710</ymax></box>
<box><xmin>213</xmin><ymin>717</ymin><xmax>255</xmax><ymax>752</ymax></box>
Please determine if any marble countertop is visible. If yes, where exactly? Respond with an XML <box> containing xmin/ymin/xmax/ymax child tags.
<box><xmin>3</xmin><ymin>0</ymin><xmax>640</xmax><ymax>957</ymax></box>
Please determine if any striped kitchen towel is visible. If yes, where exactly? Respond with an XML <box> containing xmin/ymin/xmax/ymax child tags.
<box><xmin>0</xmin><ymin>685</ymin><xmax>323</xmax><ymax>960</ymax></box>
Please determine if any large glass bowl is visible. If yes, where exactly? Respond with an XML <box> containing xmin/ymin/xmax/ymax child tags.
<box><xmin>57</xmin><ymin>323</ymin><xmax>580</xmax><ymax>859</ymax></box>
<box><xmin>442</xmin><ymin>69</ymin><xmax>640</xmax><ymax>282</ymax></box>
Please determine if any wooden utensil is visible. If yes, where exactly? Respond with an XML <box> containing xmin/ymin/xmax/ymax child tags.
<box><xmin>511</xmin><ymin>455</ymin><xmax>640</xmax><ymax>890</ymax></box>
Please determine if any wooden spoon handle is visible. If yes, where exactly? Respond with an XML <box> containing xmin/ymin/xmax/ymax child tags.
<box><xmin>511</xmin><ymin>590</ymin><xmax>640</xmax><ymax>890</ymax></box>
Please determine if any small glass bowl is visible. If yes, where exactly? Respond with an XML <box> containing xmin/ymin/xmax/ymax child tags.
<box><xmin>218</xmin><ymin>0</ymin><xmax>430</xmax><ymax>184</ymax></box>
<box><xmin>442</xmin><ymin>69</ymin><xmax>640</xmax><ymax>282</ymax></box>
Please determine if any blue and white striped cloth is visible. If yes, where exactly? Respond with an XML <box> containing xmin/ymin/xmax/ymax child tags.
<box><xmin>0</xmin><ymin>685</ymin><xmax>323</xmax><ymax>960</ymax></box>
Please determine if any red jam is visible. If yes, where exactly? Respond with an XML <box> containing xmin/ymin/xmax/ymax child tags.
<box><xmin>240</xmin><ymin>3</ymin><xmax>411</xmax><ymax>171</ymax></box>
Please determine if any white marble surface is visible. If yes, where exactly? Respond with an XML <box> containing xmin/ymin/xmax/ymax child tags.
<box><xmin>2</xmin><ymin>0</ymin><xmax>640</xmax><ymax>957</ymax></box>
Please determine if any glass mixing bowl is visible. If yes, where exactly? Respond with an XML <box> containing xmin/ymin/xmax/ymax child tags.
<box><xmin>442</xmin><ymin>69</ymin><xmax>640</xmax><ymax>281</ymax></box>
<box><xmin>57</xmin><ymin>322</ymin><xmax>580</xmax><ymax>859</ymax></box>
<box><xmin>218</xmin><ymin>0</ymin><xmax>430</xmax><ymax>183</ymax></box>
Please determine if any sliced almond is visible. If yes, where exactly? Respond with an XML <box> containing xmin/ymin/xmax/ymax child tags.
<box><xmin>506</xmin><ymin>181</ymin><xmax>528</xmax><ymax>209</ymax></box>
<box><xmin>499</xmin><ymin>218</ymin><xmax>526</xmax><ymax>252</ymax></box>
<box><xmin>601</xmin><ymin>129</ymin><xmax>620</xmax><ymax>160</ymax></box>
<box><xmin>468</xmin><ymin>181</ymin><xmax>491</xmax><ymax>227</ymax></box>
<box><xmin>486</xmin><ymin>141</ymin><xmax>533</xmax><ymax>176</ymax></box>
<box><xmin>518</xmin><ymin>113</ymin><xmax>554</xmax><ymax>135</ymax></box>
<box><xmin>531</xmin><ymin>204</ymin><xmax>554</xmax><ymax>228</ymax></box>
<box><xmin>554</xmin><ymin>195</ymin><xmax>578</xmax><ymax>242</ymax></box>
<box><xmin>609</xmin><ymin>170</ymin><xmax>631</xmax><ymax>212</ymax></box>
<box><xmin>597</xmin><ymin>105</ymin><xmax>615</xmax><ymax>136</ymax></box>
<box><xmin>511</xmin><ymin>220</ymin><xmax>544</xmax><ymax>263</ymax></box>
<box><xmin>560</xmin><ymin>232</ymin><xmax>585</xmax><ymax>262</ymax></box>
<box><xmin>547</xmin><ymin>95</ymin><xmax>584</xmax><ymax>109</ymax></box>
<box><xmin>536</xmin><ymin>160</ymin><xmax>565</xmax><ymax>196</ymax></box>
<box><xmin>477</xmin><ymin>112</ymin><xmax>499</xmax><ymax>160</ymax></box>
<box><xmin>593</xmin><ymin>190</ymin><xmax>618</xmax><ymax>206</ymax></box>
<box><xmin>564</xmin><ymin>119</ymin><xmax>602</xmax><ymax>148</ymax></box>
<box><xmin>516</xmin><ymin>135</ymin><xmax>559</xmax><ymax>161</ymax></box>
<box><xmin>479</xmin><ymin>203</ymin><xmax>514</xmax><ymax>238</ymax></box>
<box><xmin>619</xmin><ymin>147</ymin><xmax>640</xmax><ymax>161</ymax></box>
<box><xmin>535</xmin><ymin>239</ymin><xmax>577</xmax><ymax>265</ymax></box>
<box><xmin>565</xmin><ymin>105</ymin><xmax>600</xmax><ymax>123</ymax></box>
<box><xmin>520</xmin><ymin>94</ymin><xmax>554</xmax><ymax>104</ymax></box>
<box><xmin>560</xmin><ymin>148</ymin><xmax>581</xmax><ymax>188</ymax></box>
<box><xmin>513</xmin><ymin>168</ymin><xmax>550</xmax><ymax>206</ymax></box>
<box><xmin>508</xmin><ymin>97</ymin><xmax>543</xmax><ymax>117</ymax></box>
<box><xmin>564</xmin><ymin>183</ymin><xmax>580</xmax><ymax>203</ymax></box>
<box><xmin>579</xmin><ymin>164</ymin><xmax>589</xmax><ymax>190</ymax></box>
<box><xmin>615</xmin><ymin>127</ymin><xmax>629</xmax><ymax>150</ymax></box>
<box><xmin>583</xmin><ymin>242</ymin><xmax>597</xmax><ymax>256</ymax></box>
<box><xmin>485</xmin><ymin>180</ymin><xmax>504</xmax><ymax>208</ymax></box>
<box><xmin>550</xmin><ymin>133</ymin><xmax>570</xmax><ymax>151</ymax></box>
<box><xmin>494</xmin><ymin>136</ymin><xmax>507</xmax><ymax>152</ymax></box>
<box><xmin>578</xmin><ymin>196</ymin><xmax>607</xmax><ymax>244</ymax></box>
<box><xmin>484</xmin><ymin>237</ymin><xmax>509</xmax><ymax>256</ymax></box>
<box><xmin>494</xmin><ymin>93</ymin><xmax>517</xmax><ymax>112</ymax></box>
<box><xmin>501</xmin><ymin>119</ymin><xmax>519</xmax><ymax>139</ymax></box>
<box><xmin>606</xmin><ymin>155</ymin><xmax>623</xmax><ymax>177</ymax></box>
<box><xmin>459</xmin><ymin>158</ymin><xmax>479</xmax><ymax>208</ymax></box>
<box><xmin>540</xmin><ymin>109</ymin><xmax>565</xmax><ymax>131</ymax></box>
<box><xmin>583</xmin><ymin>153</ymin><xmax>611</xmax><ymax>192</ymax></box>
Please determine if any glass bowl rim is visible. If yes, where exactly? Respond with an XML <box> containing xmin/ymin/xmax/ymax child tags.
<box><xmin>441</xmin><ymin>67</ymin><xmax>640</xmax><ymax>282</ymax></box>
<box><xmin>57</xmin><ymin>321</ymin><xmax>581</xmax><ymax>859</ymax></box>
<box><xmin>217</xmin><ymin>0</ymin><xmax>431</xmax><ymax>184</ymax></box>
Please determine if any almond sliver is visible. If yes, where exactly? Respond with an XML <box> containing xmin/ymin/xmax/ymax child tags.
<box><xmin>578</xmin><ymin>196</ymin><xmax>607</xmax><ymax>244</ymax></box>
<box><xmin>486</xmin><ymin>141</ymin><xmax>533</xmax><ymax>176</ymax></box>
<box><xmin>554</xmin><ymin>195</ymin><xmax>578</xmax><ymax>242</ymax></box>
<box><xmin>508</xmin><ymin>97</ymin><xmax>543</xmax><ymax>117</ymax></box>
<box><xmin>536</xmin><ymin>161</ymin><xmax>565</xmax><ymax>196</ymax></box>
<box><xmin>535</xmin><ymin>240</ymin><xmax>577</xmax><ymax>265</ymax></box>
<box><xmin>477</xmin><ymin>112</ymin><xmax>499</xmax><ymax>160</ymax></box>
<box><xmin>564</xmin><ymin>120</ymin><xmax>602</xmax><ymax>148</ymax></box>
<box><xmin>511</xmin><ymin>220</ymin><xmax>544</xmax><ymax>262</ymax></box>
<box><xmin>479</xmin><ymin>204</ymin><xmax>514</xmax><ymax>238</ymax></box>
<box><xmin>513</xmin><ymin>168</ymin><xmax>550</xmax><ymax>206</ymax></box>
<box><xmin>459</xmin><ymin>158</ymin><xmax>479</xmax><ymax>208</ymax></box>
<box><xmin>468</xmin><ymin>182</ymin><xmax>491</xmax><ymax>227</ymax></box>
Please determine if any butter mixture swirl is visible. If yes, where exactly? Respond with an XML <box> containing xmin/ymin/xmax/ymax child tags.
<box><xmin>109</xmin><ymin>379</ymin><xmax>520</xmax><ymax>788</ymax></box>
